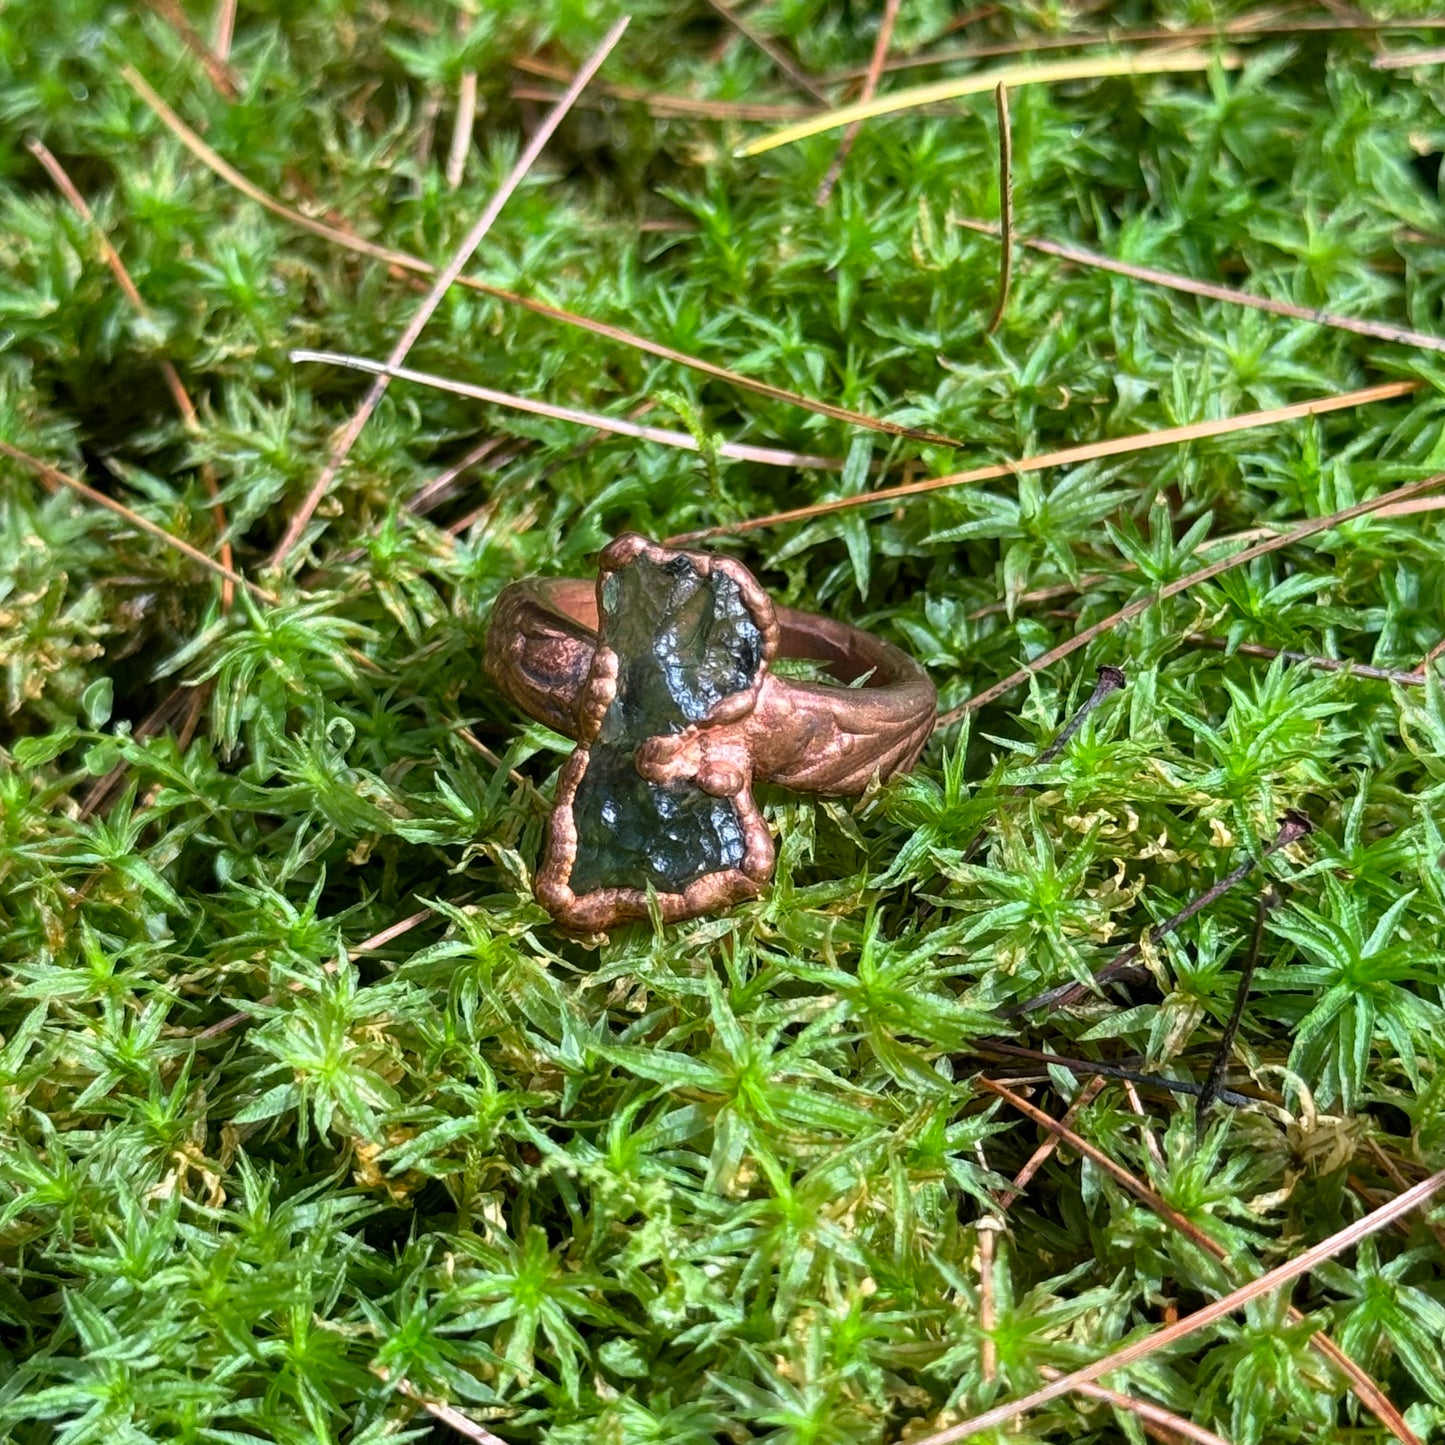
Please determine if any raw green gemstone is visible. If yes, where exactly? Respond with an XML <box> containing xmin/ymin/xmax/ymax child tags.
<box><xmin>568</xmin><ymin>554</ymin><xmax>762</xmax><ymax>897</ymax></box>
<box><xmin>600</xmin><ymin>554</ymin><xmax>764</xmax><ymax>729</ymax></box>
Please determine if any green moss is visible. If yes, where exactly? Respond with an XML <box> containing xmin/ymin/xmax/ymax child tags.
<box><xmin>2</xmin><ymin>2</ymin><xmax>1445</xmax><ymax>1442</ymax></box>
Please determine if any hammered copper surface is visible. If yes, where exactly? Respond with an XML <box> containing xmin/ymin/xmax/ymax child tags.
<box><xmin>485</xmin><ymin>534</ymin><xmax>937</xmax><ymax>930</ymax></box>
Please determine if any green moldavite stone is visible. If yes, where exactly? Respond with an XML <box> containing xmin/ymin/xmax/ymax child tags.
<box><xmin>568</xmin><ymin>554</ymin><xmax>763</xmax><ymax>897</ymax></box>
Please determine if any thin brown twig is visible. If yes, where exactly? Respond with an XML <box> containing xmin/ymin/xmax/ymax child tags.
<box><xmin>822</xmin><ymin>15</ymin><xmax>1445</xmax><ymax>83</ymax></box>
<box><xmin>940</xmin><ymin>4</ymin><xmax>1000</xmax><ymax>37</ymax></box>
<box><xmin>1006</xmin><ymin>811</ymin><xmax>1312</xmax><ymax>1017</ymax></box>
<box><xmin>671</xmin><ymin>379</ymin><xmax>1421</xmax><ymax>542</ymax></box>
<box><xmin>985</xmin><ymin>85</ymin><xmax>1011</xmax><ymax>334</ymax></box>
<box><xmin>702</xmin><ymin>0</ymin><xmax>831</xmax><ymax>103</ymax></box>
<box><xmin>168</xmin><ymin>686</ymin><xmax>206</xmax><ymax>758</ymax></box>
<box><xmin>197</xmin><ymin>906</ymin><xmax>436</xmax><ymax>1041</ymax></box>
<box><xmin>1372</xmin><ymin>45</ymin><xmax>1445</xmax><ymax>68</ymax></box>
<box><xmin>508</xmin><ymin>61</ymin><xmax>818</xmax><ymax>120</ymax></box>
<box><xmin>914</xmin><ymin>1165</ymin><xmax>1445</xmax><ymax>1444</ymax></box>
<box><xmin>973</xmin><ymin>1079</ymin><xmax>1428</xmax><ymax>1445</ymax></box>
<box><xmin>970</xmin><ymin>577</ymin><xmax>1106</xmax><ymax>619</ymax></box>
<box><xmin>446</xmin><ymin>10</ymin><xmax>478</xmax><ymax>189</ymax></box>
<box><xmin>973</xmin><ymin>1041</ymin><xmax>1255</xmax><ymax>1106</ymax></box>
<box><xmin>1039</xmin><ymin>1368</ymin><xmax>1234</xmax><ymax>1445</ymax></box>
<box><xmin>968</xmin><ymin>494</ymin><xmax>1445</xmax><ymax>623</ymax></box>
<box><xmin>976</xmin><ymin>1215</ymin><xmax>1000</xmax><ymax>1382</ymax></box>
<box><xmin>956</xmin><ymin>217</ymin><xmax>1445</xmax><ymax>353</ymax></box>
<box><xmin>212</xmin><ymin>0</ymin><xmax>237</xmax><ymax>61</ymax></box>
<box><xmin>996</xmin><ymin>1074</ymin><xmax>1106</xmax><ymax>1209</ymax></box>
<box><xmin>373</xmin><ymin>1365</ymin><xmax>511</xmax><ymax>1445</ymax></box>
<box><xmin>453</xmin><ymin>724</ymin><xmax>537</xmax><ymax>797</ymax></box>
<box><xmin>445</xmin><ymin>74</ymin><xmax>477</xmax><ymax>186</ymax></box>
<box><xmin>1414</xmin><ymin>632</ymin><xmax>1445</xmax><ymax>675</ymax></box>
<box><xmin>120</xmin><ymin>64</ymin><xmax>960</xmax><ymax>449</ymax></box>
<box><xmin>267</xmin><ymin>17</ymin><xmax>630</xmax><ymax>570</ymax></box>
<box><xmin>432</xmin><ymin>405</ymin><xmax>655</xmax><ymax>543</ymax></box>
<box><xmin>937</xmin><ymin>466</ymin><xmax>1445</xmax><ymax>727</ymax></box>
<box><xmin>290</xmin><ymin>350</ymin><xmax>841</xmax><ymax>472</ymax></box>
<box><xmin>965</xmin><ymin>494</ymin><xmax>1445</xmax><ymax>624</ymax></box>
<box><xmin>1365</xmin><ymin>1141</ymin><xmax>1445</xmax><ymax>1256</ymax></box>
<box><xmin>1365</xmin><ymin>1139</ymin><xmax>1420</xmax><ymax>1197</ymax></box>
<box><xmin>80</xmin><ymin>685</ymin><xmax>191</xmax><ymax>817</ymax></box>
<box><xmin>979</xmin><ymin>1078</ymin><xmax>1223</xmax><ymax>1253</ymax></box>
<box><xmin>445</xmin><ymin>499</ymin><xmax>502</xmax><ymax>538</ymax></box>
<box><xmin>0</xmin><ymin>441</ymin><xmax>266</xmax><ymax>602</ymax></box>
<box><xmin>959</xmin><ymin>663</ymin><xmax>1125</xmax><ymax>864</ymax></box>
<box><xmin>310</xmin><ymin>436</ymin><xmax>523</xmax><ymax>576</ymax></box>
<box><xmin>1183</xmin><ymin>633</ymin><xmax>1427</xmax><ymax>686</ymax></box>
<box><xmin>815</xmin><ymin>0</ymin><xmax>901</xmax><ymax>205</ymax></box>
<box><xmin>147</xmin><ymin>0</ymin><xmax>241</xmax><ymax>98</ymax></box>
<box><xmin>415</xmin><ymin>86</ymin><xmax>443</xmax><ymax>174</ymax></box>
<box><xmin>408</xmin><ymin>435</ymin><xmax>507</xmax><ymax>516</ymax></box>
<box><xmin>26</xmin><ymin>137</ymin><xmax>236</xmax><ymax>610</ymax></box>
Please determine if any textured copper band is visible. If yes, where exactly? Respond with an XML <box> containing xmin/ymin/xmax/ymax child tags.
<box><xmin>485</xmin><ymin>535</ymin><xmax>936</xmax><ymax>930</ymax></box>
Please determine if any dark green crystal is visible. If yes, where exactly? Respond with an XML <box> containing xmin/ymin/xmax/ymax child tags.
<box><xmin>568</xmin><ymin>555</ymin><xmax>762</xmax><ymax>897</ymax></box>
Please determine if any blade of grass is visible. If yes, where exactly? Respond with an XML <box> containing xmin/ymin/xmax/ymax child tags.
<box><xmin>120</xmin><ymin>64</ymin><xmax>962</xmax><ymax>449</ymax></box>
<box><xmin>671</xmin><ymin>379</ymin><xmax>1421</xmax><ymax>543</ymax></box>
<box><xmin>736</xmin><ymin>49</ymin><xmax>1239</xmax><ymax>158</ymax></box>
<box><xmin>937</xmin><ymin>466</ymin><xmax>1445</xmax><ymax>726</ymax></box>
<box><xmin>267</xmin><ymin>16</ymin><xmax>630</xmax><ymax>569</ymax></box>
<box><xmin>955</xmin><ymin>217</ymin><xmax>1445</xmax><ymax>353</ymax></box>
<box><xmin>26</xmin><ymin>136</ymin><xmax>236</xmax><ymax>611</ymax></box>
<box><xmin>289</xmin><ymin>350</ymin><xmax>842</xmax><ymax>471</ymax></box>
<box><xmin>815</xmin><ymin>0</ymin><xmax>901</xmax><ymax>205</ymax></box>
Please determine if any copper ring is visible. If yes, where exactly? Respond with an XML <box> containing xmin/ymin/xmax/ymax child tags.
<box><xmin>485</xmin><ymin>534</ymin><xmax>936</xmax><ymax>931</ymax></box>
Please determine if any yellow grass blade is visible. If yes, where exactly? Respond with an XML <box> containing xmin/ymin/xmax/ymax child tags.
<box><xmin>737</xmin><ymin>49</ymin><xmax>1239</xmax><ymax>157</ymax></box>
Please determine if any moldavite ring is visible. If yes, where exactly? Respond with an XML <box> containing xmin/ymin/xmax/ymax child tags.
<box><xmin>485</xmin><ymin>534</ymin><xmax>936</xmax><ymax>931</ymax></box>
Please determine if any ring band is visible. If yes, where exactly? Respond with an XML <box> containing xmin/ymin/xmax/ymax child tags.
<box><xmin>485</xmin><ymin>534</ymin><xmax>936</xmax><ymax>930</ymax></box>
